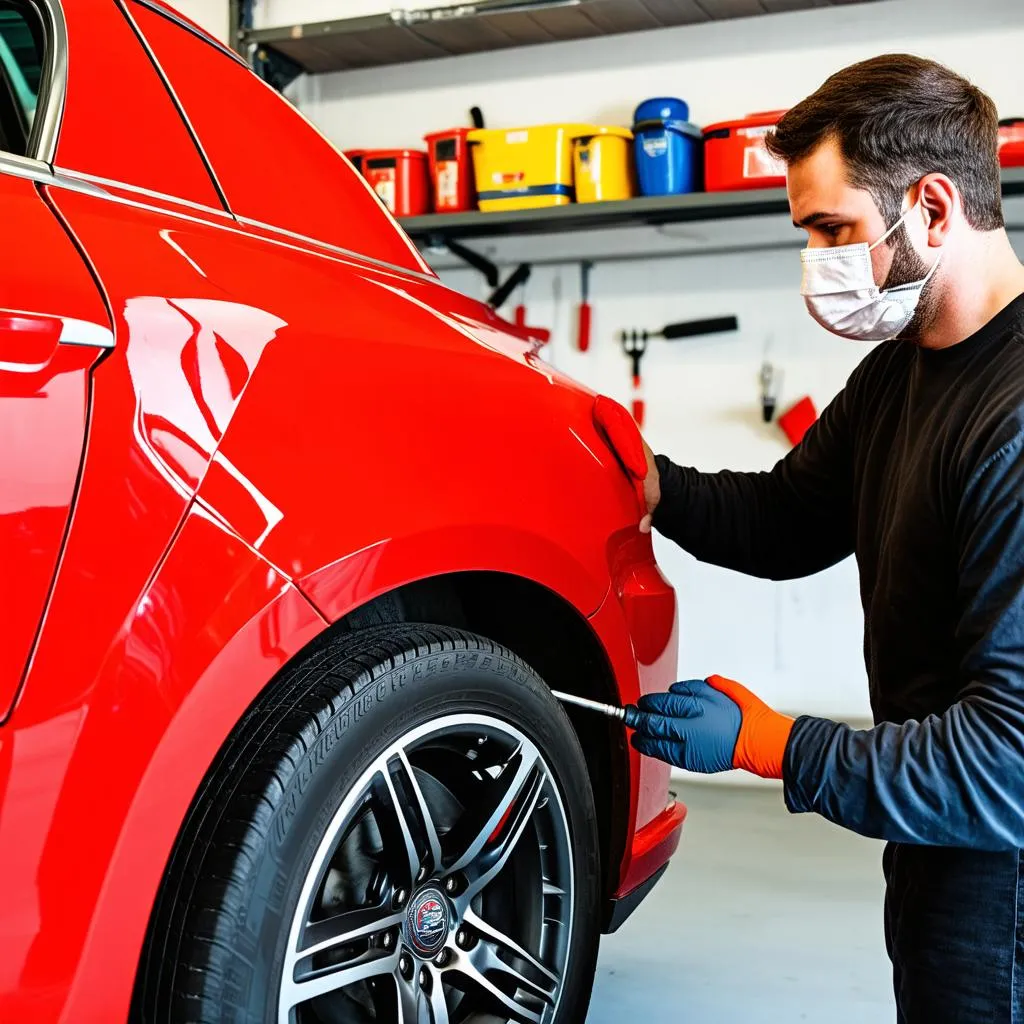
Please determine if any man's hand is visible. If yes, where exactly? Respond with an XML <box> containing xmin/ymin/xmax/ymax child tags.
<box><xmin>630</xmin><ymin>675</ymin><xmax>795</xmax><ymax>779</ymax></box>
<box><xmin>639</xmin><ymin>437</ymin><xmax>661</xmax><ymax>534</ymax></box>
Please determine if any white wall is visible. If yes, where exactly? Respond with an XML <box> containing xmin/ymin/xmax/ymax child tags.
<box><xmin>283</xmin><ymin>0</ymin><xmax>1024</xmax><ymax>719</ymax></box>
<box><xmin>174</xmin><ymin>0</ymin><xmax>229</xmax><ymax>43</ymax></box>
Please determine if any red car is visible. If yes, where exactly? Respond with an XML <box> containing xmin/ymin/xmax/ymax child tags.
<box><xmin>0</xmin><ymin>1</ymin><xmax>684</xmax><ymax>1020</ymax></box>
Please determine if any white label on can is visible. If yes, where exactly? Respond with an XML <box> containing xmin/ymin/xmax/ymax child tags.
<box><xmin>743</xmin><ymin>141</ymin><xmax>787</xmax><ymax>179</ymax></box>
<box><xmin>642</xmin><ymin>135</ymin><xmax>668</xmax><ymax>158</ymax></box>
<box><xmin>374</xmin><ymin>174</ymin><xmax>396</xmax><ymax>211</ymax></box>
<box><xmin>437</xmin><ymin>161</ymin><xmax>458</xmax><ymax>204</ymax></box>
<box><xmin>506</xmin><ymin>130</ymin><xmax>529</xmax><ymax>144</ymax></box>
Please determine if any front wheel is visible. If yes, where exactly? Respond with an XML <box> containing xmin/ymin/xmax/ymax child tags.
<box><xmin>133</xmin><ymin>625</ymin><xmax>602</xmax><ymax>1024</ymax></box>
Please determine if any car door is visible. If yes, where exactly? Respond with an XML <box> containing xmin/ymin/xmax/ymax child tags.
<box><xmin>0</xmin><ymin>1</ymin><xmax>113</xmax><ymax>722</ymax></box>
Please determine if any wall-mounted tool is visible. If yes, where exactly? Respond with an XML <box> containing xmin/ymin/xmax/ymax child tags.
<box><xmin>514</xmin><ymin>279</ymin><xmax>527</xmax><ymax>328</ymax></box>
<box><xmin>620</xmin><ymin>329</ymin><xmax>649</xmax><ymax>427</ymax></box>
<box><xmin>618</xmin><ymin>315</ymin><xmax>740</xmax><ymax>427</ymax></box>
<box><xmin>577</xmin><ymin>261</ymin><xmax>593</xmax><ymax>352</ymax></box>
<box><xmin>778</xmin><ymin>395</ymin><xmax>818</xmax><ymax>447</ymax></box>
<box><xmin>760</xmin><ymin>361</ymin><xmax>777</xmax><ymax>423</ymax></box>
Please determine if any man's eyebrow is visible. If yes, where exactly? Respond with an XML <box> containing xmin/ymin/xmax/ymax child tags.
<box><xmin>793</xmin><ymin>210</ymin><xmax>844</xmax><ymax>228</ymax></box>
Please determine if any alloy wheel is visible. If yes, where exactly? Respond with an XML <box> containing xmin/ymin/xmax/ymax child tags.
<box><xmin>277</xmin><ymin>713</ymin><xmax>575</xmax><ymax>1024</ymax></box>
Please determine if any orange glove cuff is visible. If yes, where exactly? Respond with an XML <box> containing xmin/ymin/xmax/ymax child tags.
<box><xmin>707</xmin><ymin>674</ymin><xmax>794</xmax><ymax>780</ymax></box>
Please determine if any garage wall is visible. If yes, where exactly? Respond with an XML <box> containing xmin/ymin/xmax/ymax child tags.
<box><xmin>174</xmin><ymin>0</ymin><xmax>229</xmax><ymax>43</ymax></box>
<box><xmin>278</xmin><ymin>0</ymin><xmax>1022</xmax><ymax>719</ymax></box>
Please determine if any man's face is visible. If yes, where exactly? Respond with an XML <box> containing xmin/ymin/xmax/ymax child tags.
<box><xmin>786</xmin><ymin>136</ymin><xmax>934</xmax><ymax>336</ymax></box>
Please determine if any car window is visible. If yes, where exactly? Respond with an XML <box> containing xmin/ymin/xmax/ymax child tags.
<box><xmin>129</xmin><ymin>1</ymin><xmax>427</xmax><ymax>273</ymax></box>
<box><xmin>0</xmin><ymin>2</ymin><xmax>43</xmax><ymax>156</ymax></box>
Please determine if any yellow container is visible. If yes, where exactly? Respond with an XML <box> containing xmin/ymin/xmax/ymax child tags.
<box><xmin>573</xmin><ymin>126</ymin><xmax>635</xmax><ymax>202</ymax></box>
<box><xmin>468</xmin><ymin>123</ymin><xmax>592</xmax><ymax>211</ymax></box>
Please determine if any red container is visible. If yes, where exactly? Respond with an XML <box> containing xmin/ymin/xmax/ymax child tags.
<box><xmin>424</xmin><ymin>127</ymin><xmax>476</xmax><ymax>212</ymax></box>
<box><xmin>362</xmin><ymin>149</ymin><xmax>429</xmax><ymax>217</ymax></box>
<box><xmin>703</xmin><ymin>110</ymin><xmax>788</xmax><ymax>191</ymax></box>
<box><xmin>999</xmin><ymin>118</ymin><xmax>1024</xmax><ymax>168</ymax></box>
<box><xmin>343</xmin><ymin>148</ymin><xmax>366</xmax><ymax>175</ymax></box>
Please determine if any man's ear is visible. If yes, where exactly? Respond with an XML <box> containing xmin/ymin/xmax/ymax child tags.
<box><xmin>918</xmin><ymin>173</ymin><xmax>958</xmax><ymax>246</ymax></box>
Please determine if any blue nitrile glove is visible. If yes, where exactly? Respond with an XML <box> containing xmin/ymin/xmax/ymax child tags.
<box><xmin>631</xmin><ymin>679</ymin><xmax>741</xmax><ymax>772</ymax></box>
<box><xmin>630</xmin><ymin>676</ymin><xmax>795</xmax><ymax>778</ymax></box>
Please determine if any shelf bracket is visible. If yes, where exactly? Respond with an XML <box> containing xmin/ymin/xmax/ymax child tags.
<box><xmin>428</xmin><ymin>235</ymin><xmax>531</xmax><ymax>311</ymax></box>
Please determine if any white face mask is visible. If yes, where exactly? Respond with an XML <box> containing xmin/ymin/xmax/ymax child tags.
<box><xmin>800</xmin><ymin>199</ymin><xmax>944</xmax><ymax>341</ymax></box>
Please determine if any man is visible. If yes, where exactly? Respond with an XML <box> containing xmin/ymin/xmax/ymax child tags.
<box><xmin>630</xmin><ymin>54</ymin><xmax>1024</xmax><ymax>1022</ymax></box>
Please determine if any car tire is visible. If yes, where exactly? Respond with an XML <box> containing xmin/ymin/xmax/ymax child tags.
<box><xmin>132</xmin><ymin>624</ymin><xmax>601</xmax><ymax>1024</ymax></box>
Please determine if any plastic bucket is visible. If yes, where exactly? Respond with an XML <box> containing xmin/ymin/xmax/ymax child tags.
<box><xmin>633</xmin><ymin>119</ymin><xmax>702</xmax><ymax>196</ymax></box>
<box><xmin>573</xmin><ymin>126</ymin><xmax>635</xmax><ymax>203</ymax></box>
<box><xmin>362</xmin><ymin>149</ymin><xmax>429</xmax><ymax>217</ymax></box>
<box><xmin>424</xmin><ymin>127</ymin><xmax>475</xmax><ymax>212</ymax></box>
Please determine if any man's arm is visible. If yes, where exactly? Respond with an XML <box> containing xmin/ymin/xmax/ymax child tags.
<box><xmin>650</xmin><ymin>386</ymin><xmax>856</xmax><ymax>581</ymax></box>
<box><xmin>785</xmin><ymin>429</ymin><xmax>1024</xmax><ymax>850</ymax></box>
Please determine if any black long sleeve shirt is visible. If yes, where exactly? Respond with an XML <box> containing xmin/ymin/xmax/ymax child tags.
<box><xmin>654</xmin><ymin>293</ymin><xmax>1024</xmax><ymax>850</ymax></box>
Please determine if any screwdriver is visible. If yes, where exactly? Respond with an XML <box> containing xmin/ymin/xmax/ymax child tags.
<box><xmin>550</xmin><ymin>690</ymin><xmax>643</xmax><ymax>728</ymax></box>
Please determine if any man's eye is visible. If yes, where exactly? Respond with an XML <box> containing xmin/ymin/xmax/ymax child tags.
<box><xmin>821</xmin><ymin>224</ymin><xmax>842</xmax><ymax>238</ymax></box>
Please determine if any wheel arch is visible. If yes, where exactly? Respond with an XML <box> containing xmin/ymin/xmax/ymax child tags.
<box><xmin>334</xmin><ymin>570</ymin><xmax>632</xmax><ymax>908</ymax></box>
<box><xmin>125</xmin><ymin>568</ymin><xmax>631</xmax><ymax>1016</ymax></box>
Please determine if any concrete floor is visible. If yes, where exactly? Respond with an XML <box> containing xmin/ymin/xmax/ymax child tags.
<box><xmin>589</xmin><ymin>784</ymin><xmax>893</xmax><ymax>1023</ymax></box>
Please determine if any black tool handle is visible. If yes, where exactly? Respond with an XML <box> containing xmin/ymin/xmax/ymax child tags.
<box><xmin>662</xmin><ymin>315</ymin><xmax>739</xmax><ymax>339</ymax></box>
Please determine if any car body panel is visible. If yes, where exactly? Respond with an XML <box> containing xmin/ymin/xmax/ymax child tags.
<box><xmin>0</xmin><ymin>172</ymin><xmax>110</xmax><ymax>722</ymax></box>
<box><xmin>0</xmin><ymin>2</ymin><xmax>684</xmax><ymax>1018</ymax></box>
<box><xmin>0</xmin><ymin>505</ymin><xmax>324</xmax><ymax>1022</ymax></box>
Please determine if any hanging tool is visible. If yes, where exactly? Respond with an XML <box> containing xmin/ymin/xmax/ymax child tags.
<box><xmin>577</xmin><ymin>261</ymin><xmax>593</xmax><ymax>352</ymax></box>
<box><xmin>550</xmin><ymin>690</ymin><xmax>642</xmax><ymax>728</ymax></box>
<box><xmin>760</xmin><ymin>361</ymin><xmax>777</xmax><ymax>422</ymax></box>
<box><xmin>620</xmin><ymin>329</ymin><xmax>649</xmax><ymax>427</ymax></box>
<box><xmin>618</xmin><ymin>315</ymin><xmax>739</xmax><ymax>428</ymax></box>
<box><xmin>514</xmin><ymin>278</ymin><xmax>528</xmax><ymax>328</ymax></box>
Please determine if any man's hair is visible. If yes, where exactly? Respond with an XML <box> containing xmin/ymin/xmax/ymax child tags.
<box><xmin>765</xmin><ymin>54</ymin><xmax>1003</xmax><ymax>231</ymax></box>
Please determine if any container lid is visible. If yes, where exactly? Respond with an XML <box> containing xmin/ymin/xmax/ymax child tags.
<box><xmin>423</xmin><ymin>127</ymin><xmax>474</xmax><ymax>142</ymax></box>
<box><xmin>633</xmin><ymin>119</ymin><xmax>702</xmax><ymax>140</ymax></box>
<box><xmin>633</xmin><ymin>96</ymin><xmax>690</xmax><ymax>125</ymax></box>
<box><xmin>362</xmin><ymin>148</ymin><xmax>428</xmax><ymax>161</ymax></box>
<box><xmin>702</xmin><ymin>109</ymin><xmax>788</xmax><ymax>134</ymax></box>
<box><xmin>574</xmin><ymin>124</ymin><xmax>634</xmax><ymax>141</ymax></box>
<box><xmin>467</xmin><ymin>124</ymin><xmax>595</xmax><ymax>143</ymax></box>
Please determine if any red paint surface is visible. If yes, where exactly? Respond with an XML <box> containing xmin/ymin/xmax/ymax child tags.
<box><xmin>0</xmin><ymin>5</ymin><xmax>683</xmax><ymax>1018</ymax></box>
<box><xmin>0</xmin><ymin>176</ymin><xmax>110</xmax><ymax>722</ymax></box>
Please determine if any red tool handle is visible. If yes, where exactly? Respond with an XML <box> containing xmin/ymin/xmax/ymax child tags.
<box><xmin>577</xmin><ymin>303</ymin><xmax>592</xmax><ymax>352</ymax></box>
<box><xmin>632</xmin><ymin>375</ymin><xmax>645</xmax><ymax>428</ymax></box>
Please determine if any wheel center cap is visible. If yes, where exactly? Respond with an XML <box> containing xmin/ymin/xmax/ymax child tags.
<box><xmin>405</xmin><ymin>886</ymin><xmax>452</xmax><ymax>957</ymax></box>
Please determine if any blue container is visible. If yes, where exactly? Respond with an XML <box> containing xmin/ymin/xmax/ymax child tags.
<box><xmin>633</xmin><ymin>119</ymin><xmax>702</xmax><ymax>196</ymax></box>
<box><xmin>633</xmin><ymin>96</ymin><xmax>690</xmax><ymax>126</ymax></box>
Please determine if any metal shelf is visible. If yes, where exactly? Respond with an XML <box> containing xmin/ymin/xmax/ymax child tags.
<box><xmin>401</xmin><ymin>186</ymin><xmax>792</xmax><ymax>240</ymax></box>
<box><xmin>401</xmin><ymin>167</ymin><xmax>1024</xmax><ymax>268</ymax></box>
<box><xmin>244</xmin><ymin>0</ymin><xmax>879</xmax><ymax>75</ymax></box>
